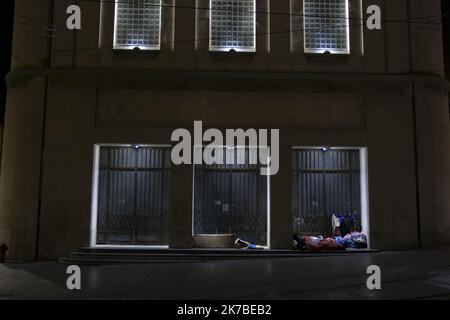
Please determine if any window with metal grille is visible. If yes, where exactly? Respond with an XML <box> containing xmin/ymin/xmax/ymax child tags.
<box><xmin>292</xmin><ymin>149</ymin><xmax>361</xmax><ymax>236</ymax></box>
<box><xmin>194</xmin><ymin>148</ymin><xmax>268</xmax><ymax>246</ymax></box>
<box><xmin>303</xmin><ymin>0</ymin><xmax>350</xmax><ymax>54</ymax></box>
<box><xmin>96</xmin><ymin>146</ymin><xmax>171</xmax><ymax>245</ymax></box>
<box><xmin>209</xmin><ymin>0</ymin><xmax>256</xmax><ymax>52</ymax></box>
<box><xmin>114</xmin><ymin>0</ymin><xmax>162</xmax><ymax>50</ymax></box>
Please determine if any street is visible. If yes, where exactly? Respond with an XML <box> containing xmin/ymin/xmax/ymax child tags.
<box><xmin>1</xmin><ymin>247</ymin><xmax>450</xmax><ymax>300</ymax></box>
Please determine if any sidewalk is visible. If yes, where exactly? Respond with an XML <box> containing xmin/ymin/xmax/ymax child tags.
<box><xmin>1</xmin><ymin>247</ymin><xmax>450</xmax><ymax>300</ymax></box>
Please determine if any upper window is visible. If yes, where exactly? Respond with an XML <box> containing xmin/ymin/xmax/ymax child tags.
<box><xmin>209</xmin><ymin>0</ymin><xmax>256</xmax><ymax>52</ymax></box>
<box><xmin>114</xmin><ymin>0</ymin><xmax>162</xmax><ymax>50</ymax></box>
<box><xmin>303</xmin><ymin>0</ymin><xmax>350</xmax><ymax>54</ymax></box>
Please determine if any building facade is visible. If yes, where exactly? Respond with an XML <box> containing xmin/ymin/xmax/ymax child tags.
<box><xmin>1</xmin><ymin>0</ymin><xmax>449</xmax><ymax>260</ymax></box>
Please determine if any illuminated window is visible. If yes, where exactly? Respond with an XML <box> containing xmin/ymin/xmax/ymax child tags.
<box><xmin>209</xmin><ymin>0</ymin><xmax>256</xmax><ymax>52</ymax></box>
<box><xmin>303</xmin><ymin>0</ymin><xmax>350</xmax><ymax>54</ymax></box>
<box><xmin>114</xmin><ymin>0</ymin><xmax>162</xmax><ymax>50</ymax></box>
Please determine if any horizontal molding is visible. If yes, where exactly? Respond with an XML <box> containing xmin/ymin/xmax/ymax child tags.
<box><xmin>6</xmin><ymin>67</ymin><xmax>449</xmax><ymax>90</ymax></box>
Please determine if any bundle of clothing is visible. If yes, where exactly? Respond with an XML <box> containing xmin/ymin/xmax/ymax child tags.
<box><xmin>293</xmin><ymin>231</ymin><xmax>368</xmax><ymax>251</ymax></box>
<box><xmin>293</xmin><ymin>235</ymin><xmax>345</xmax><ymax>251</ymax></box>
<box><xmin>332</xmin><ymin>213</ymin><xmax>360</xmax><ymax>237</ymax></box>
<box><xmin>337</xmin><ymin>232</ymin><xmax>368</xmax><ymax>249</ymax></box>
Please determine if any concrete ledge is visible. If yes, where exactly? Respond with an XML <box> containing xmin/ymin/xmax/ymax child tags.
<box><xmin>57</xmin><ymin>247</ymin><xmax>380</xmax><ymax>265</ymax></box>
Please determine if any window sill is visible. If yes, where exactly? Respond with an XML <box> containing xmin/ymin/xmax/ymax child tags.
<box><xmin>208</xmin><ymin>50</ymin><xmax>257</xmax><ymax>63</ymax></box>
<box><xmin>304</xmin><ymin>52</ymin><xmax>351</xmax><ymax>62</ymax></box>
<box><xmin>113</xmin><ymin>48</ymin><xmax>161</xmax><ymax>55</ymax></box>
<box><xmin>209</xmin><ymin>49</ymin><xmax>256</xmax><ymax>54</ymax></box>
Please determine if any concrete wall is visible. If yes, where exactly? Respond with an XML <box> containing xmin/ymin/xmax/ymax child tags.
<box><xmin>0</xmin><ymin>76</ymin><xmax>46</xmax><ymax>260</ymax></box>
<box><xmin>1</xmin><ymin>0</ymin><xmax>449</xmax><ymax>260</ymax></box>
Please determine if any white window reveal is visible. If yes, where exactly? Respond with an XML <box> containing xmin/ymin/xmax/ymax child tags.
<box><xmin>92</xmin><ymin>145</ymin><xmax>171</xmax><ymax>246</ymax></box>
<box><xmin>303</xmin><ymin>0</ymin><xmax>350</xmax><ymax>54</ymax></box>
<box><xmin>114</xmin><ymin>0</ymin><xmax>162</xmax><ymax>50</ymax></box>
<box><xmin>209</xmin><ymin>0</ymin><xmax>256</xmax><ymax>52</ymax></box>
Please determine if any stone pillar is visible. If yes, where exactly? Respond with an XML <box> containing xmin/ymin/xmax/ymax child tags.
<box><xmin>414</xmin><ymin>82</ymin><xmax>450</xmax><ymax>247</ymax></box>
<box><xmin>269</xmin><ymin>0</ymin><xmax>291</xmax><ymax>70</ymax></box>
<box><xmin>173</xmin><ymin>0</ymin><xmax>196</xmax><ymax>69</ymax></box>
<box><xmin>0</xmin><ymin>77</ymin><xmax>46</xmax><ymax>261</ymax></box>
<box><xmin>167</xmin><ymin>1</ymin><xmax>196</xmax><ymax>248</ymax></box>
<box><xmin>270</xmin><ymin>146</ymin><xmax>293</xmax><ymax>249</ymax></box>
<box><xmin>168</xmin><ymin>163</ymin><xmax>194</xmax><ymax>248</ymax></box>
<box><xmin>0</xmin><ymin>0</ymin><xmax>51</xmax><ymax>260</ymax></box>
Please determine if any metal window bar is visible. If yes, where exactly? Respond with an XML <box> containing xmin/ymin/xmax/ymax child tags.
<box><xmin>194</xmin><ymin>147</ymin><xmax>267</xmax><ymax>246</ymax></box>
<box><xmin>292</xmin><ymin>149</ymin><xmax>361</xmax><ymax>236</ymax></box>
<box><xmin>209</xmin><ymin>0</ymin><xmax>256</xmax><ymax>52</ymax></box>
<box><xmin>303</xmin><ymin>0</ymin><xmax>350</xmax><ymax>54</ymax></box>
<box><xmin>114</xmin><ymin>0</ymin><xmax>162</xmax><ymax>50</ymax></box>
<box><xmin>97</xmin><ymin>146</ymin><xmax>171</xmax><ymax>245</ymax></box>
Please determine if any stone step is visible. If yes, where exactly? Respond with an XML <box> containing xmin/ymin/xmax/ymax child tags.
<box><xmin>58</xmin><ymin>248</ymin><xmax>379</xmax><ymax>265</ymax></box>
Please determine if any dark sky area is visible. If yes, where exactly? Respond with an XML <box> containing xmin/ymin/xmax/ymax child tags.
<box><xmin>0</xmin><ymin>1</ymin><xmax>449</xmax><ymax>124</ymax></box>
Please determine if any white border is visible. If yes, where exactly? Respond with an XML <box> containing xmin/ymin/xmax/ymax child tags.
<box><xmin>209</xmin><ymin>0</ymin><xmax>257</xmax><ymax>52</ymax></box>
<box><xmin>90</xmin><ymin>145</ymin><xmax>100</xmax><ymax>247</ymax></box>
<box><xmin>89</xmin><ymin>143</ymin><xmax>171</xmax><ymax>248</ymax></box>
<box><xmin>359</xmin><ymin>0</ymin><xmax>365</xmax><ymax>55</ymax></box>
<box><xmin>359</xmin><ymin>147</ymin><xmax>370</xmax><ymax>248</ymax></box>
<box><xmin>303</xmin><ymin>0</ymin><xmax>350</xmax><ymax>55</ymax></box>
<box><xmin>113</xmin><ymin>0</ymin><xmax>162</xmax><ymax>51</ymax></box>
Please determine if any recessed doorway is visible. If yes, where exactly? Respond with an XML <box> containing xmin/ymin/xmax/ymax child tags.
<box><xmin>193</xmin><ymin>147</ymin><xmax>269</xmax><ymax>248</ymax></box>
<box><xmin>292</xmin><ymin>147</ymin><xmax>370</xmax><ymax>249</ymax></box>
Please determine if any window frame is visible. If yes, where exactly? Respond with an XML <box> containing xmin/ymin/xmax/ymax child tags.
<box><xmin>113</xmin><ymin>0</ymin><xmax>163</xmax><ymax>51</ymax></box>
<box><xmin>292</xmin><ymin>146</ymin><xmax>370</xmax><ymax>248</ymax></box>
<box><xmin>209</xmin><ymin>0</ymin><xmax>257</xmax><ymax>53</ymax></box>
<box><xmin>303</xmin><ymin>0</ymin><xmax>351</xmax><ymax>55</ymax></box>
<box><xmin>90</xmin><ymin>144</ymin><xmax>172</xmax><ymax>248</ymax></box>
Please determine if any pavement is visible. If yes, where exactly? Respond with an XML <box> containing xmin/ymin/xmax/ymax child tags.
<box><xmin>1</xmin><ymin>247</ymin><xmax>450</xmax><ymax>300</ymax></box>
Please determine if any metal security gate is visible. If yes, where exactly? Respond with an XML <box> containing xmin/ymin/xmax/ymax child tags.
<box><xmin>293</xmin><ymin>149</ymin><xmax>361</xmax><ymax>236</ymax></box>
<box><xmin>194</xmin><ymin>149</ymin><xmax>268</xmax><ymax>246</ymax></box>
<box><xmin>96</xmin><ymin>146</ymin><xmax>170</xmax><ymax>245</ymax></box>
